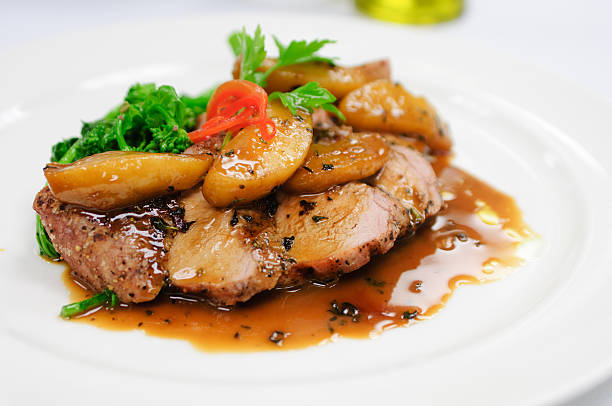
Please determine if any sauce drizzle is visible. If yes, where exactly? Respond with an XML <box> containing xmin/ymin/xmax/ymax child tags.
<box><xmin>62</xmin><ymin>158</ymin><xmax>534</xmax><ymax>352</ymax></box>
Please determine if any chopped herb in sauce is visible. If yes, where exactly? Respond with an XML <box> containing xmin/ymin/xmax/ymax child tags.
<box><xmin>269</xmin><ymin>330</ymin><xmax>286</xmax><ymax>345</ymax></box>
<box><xmin>312</xmin><ymin>215</ymin><xmax>328</xmax><ymax>223</ymax></box>
<box><xmin>409</xmin><ymin>207</ymin><xmax>423</xmax><ymax>223</ymax></box>
<box><xmin>282</xmin><ymin>236</ymin><xmax>295</xmax><ymax>251</ymax></box>
<box><xmin>151</xmin><ymin>217</ymin><xmax>179</xmax><ymax>235</ymax></box>
<box><xmin>230</xmin><ymin>210</ymin><xmax>239</xmax><ymax>226</ymax></box>
<box><xmin>329</xmin><ymin>300</ymin><xmax>360</xmax><ymax>322</ymax></box>
<box><xmin>298</xmin><ymin>199</ymin><xmax>316</xmax><ymax>216</ymax></box>
<box><xmin>401</xmin><ymin>310</ymin><xmax>418</xmax><ymax>320</ymax></box>
<box><xmin>322</xmin><ymin>163</ymin><xmax>334</xmax><ymax>171</ymax></box>
<box><xmin>169</xmin><ymin>207</ymin><xmax>193</xmax><ymax>233</ymax></box>
<box><xmin>302</xmin><ymin>166</ymin><xmax>313</xmax><ymax>173</ymax></box>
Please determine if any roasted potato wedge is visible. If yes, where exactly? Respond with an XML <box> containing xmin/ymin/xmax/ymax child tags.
<box><xmin>339</xmin><ymin>79</ymin><xmax>452</xmax><ymax>151</ymax></box>
<box><xmin>202</xmin><ymin>100</ymin><xmax>312</xmax><ymax>207</ymax></box>
<box><xmin>44</xmin><ymin>151</ymin><xmax>212</xmax><ymax>210</ymax></box>
<box><xmin>233</xmin><ymin>59</ymin><xmax>390</xmax><ymax>99</ymax></box>
<box><xmin>284</xmin><ymin>131</ymin><xmax>389</xmax><ymax>194</ymax></box>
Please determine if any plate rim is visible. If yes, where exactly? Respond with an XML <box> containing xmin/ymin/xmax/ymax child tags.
<box><xmin>1</xmin><ymin>12</ymin><xmax>612</xmax><ymax>406</ymax></box>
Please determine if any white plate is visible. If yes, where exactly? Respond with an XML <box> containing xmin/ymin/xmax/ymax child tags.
<box><xmin>1</xmin><ymin>13</ymin><xmax>611</xmax><ymax>406</ymax></box>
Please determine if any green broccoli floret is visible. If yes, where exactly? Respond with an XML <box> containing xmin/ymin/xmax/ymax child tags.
<box><xmin>50</xmin><ymin>83</ymin><xmax>214</xmax><ymax>164</ymax></box>
<box><xmin>39</xmin><ymin>82</ymin><xmax>214</xmax><ymax>258</ymax></box>
<box><xmin>50</xmin><ymin>137</ymin><xmax>78</xmax><ymax>162</ymax></box>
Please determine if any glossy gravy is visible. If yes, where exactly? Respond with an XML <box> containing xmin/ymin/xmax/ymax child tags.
<box><xmin>62</xmin><ymin>156</ymin><xmax>533</xmax><ymax>351</ymax></box>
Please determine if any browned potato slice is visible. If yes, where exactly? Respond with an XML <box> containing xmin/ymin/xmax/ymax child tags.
<box><xmin>284</xmin><ymin>132</ymin><xmax>389</xmax><ymax>194</ymax></box>
<box><xmin>233</xmin><ymin>58</ymin><xmax>390</xmax><ymax>99</ymax></box>
<box><xmin>44</xmin><ymin>151</ymin><xmax>212</xmax><ymax>210</ymax></box>
<box><xmin>202</xmin><ymin>100</ymin><xmax>312</xmax><ymax>207</ymax></box>
<box><xmin>339</xmin><ymin>79</ymin><xmax>452</xmax><ymax>151</ymax></box>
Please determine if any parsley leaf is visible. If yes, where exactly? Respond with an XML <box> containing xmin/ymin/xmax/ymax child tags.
<box><xmin>273</xmin><ymin>36</ymin><xmax>336</xmax><ymax>67</ymax></box>
<box><xmin>228</xmin><ymin>26</ymin><xmax>335</xmax><ymax>88</ymax></box>
<box><xmin>228</xmin><ymin>26</ymin><xmax>267</xmax><ymax>86</ymax></box>
<box><xmin>260</xmin><ymin>37</ymin><xmax>335</xmax><ymax>85</ymax></box>
<box><xmin>269</xmin><ymin>82</ymin><xmax>345</xmax><ymax>121</ymax></box>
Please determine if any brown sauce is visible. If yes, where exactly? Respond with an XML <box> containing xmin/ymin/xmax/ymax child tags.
<box><xmin>62</xmin><ymin>156</ymin><xmax>534</xmax><ymax>352</ymax></box>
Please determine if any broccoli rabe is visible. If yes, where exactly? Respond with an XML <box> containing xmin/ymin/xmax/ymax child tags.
<box><xmin>51</xmin><ymin>83</ymin><xmax>212</xmax><ymax>164</ymax></box>
<box><xmin>37</xmin><ymin>83</ymin><xmax>214</xmax><ymax>259</ymax></box>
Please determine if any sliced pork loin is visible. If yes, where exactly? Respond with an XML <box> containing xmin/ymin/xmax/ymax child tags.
<box><xmin>34</xmin><ymin>120</ymin><xmax>443</xmax><ymax>306</ymax></box>
<box><xmin>166</xmin><ymin>188</ymin><xmax>291</xmax><ymax>306</ymax></box>
<box><xmin>367</xmin><ymin>136</ymin><xmax>443</xmax><ymax>226</ymax></box>
<box><xmin>272</xmin><ymin>182</ymin><xmax>409</xmax><ymax>287</ymax></box>
<box><xmin>33</xmin><ymin>186</ymin><xmax>172</xmax><ymax>303</ymax></box>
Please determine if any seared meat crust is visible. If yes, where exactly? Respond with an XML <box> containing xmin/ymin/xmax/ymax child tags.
<box><xmin>33</xmin><ymin>187</ymin><xmax>169</xmax><ymax>303</ymax></box>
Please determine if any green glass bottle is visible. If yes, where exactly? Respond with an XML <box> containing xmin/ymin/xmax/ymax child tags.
<box><xmin>356</xmin><ymin>0</ymin><xmax>463</xmax><ymax>24</ymax></box>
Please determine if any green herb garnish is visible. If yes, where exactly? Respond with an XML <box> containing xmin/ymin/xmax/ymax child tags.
<box><xmin>270</xmin><ymin>35</ymin><xmax>335</xmax><ymax>73</ymax></box>
<box><xmin>328</xmin><ymin>300</ymin><xmax>360</xmax><ymax>322</ymax></box>
<box><xmin>229</xmin><ymin>26</ymin><xmax>267</xmax><ymax>86</ymax></box>
<box><xmin>35</xmin><ymin>215</ymin><xmax>59</xmax><ymax>259</ymax></box>
<box><xmin>220</xmin><ymin>133</ymin><xmax>232</xmax><ymax>150</ymax></box>
<box><xmin>401</xmin><ymin>310</ymin><xmax>418</xmax><ymax>320</ymax></box>
<box><xmin>228</xmin><ymin>26</ymin><xmax>335</xmax><ymax>88</ymax></box>
<box><xmin>269</xmin><ymin>82</ymin><xmax>345</xmax><ymax>121</ymax></box>
<box><xmin>60</xmin><ymin>289</ymin><xmax>118</xmax><ymax>319</ymax></box>
<box><xmin>150</xmin><ymin>217</ymin><xmax>179</xmax><ymax>235</ymax></box>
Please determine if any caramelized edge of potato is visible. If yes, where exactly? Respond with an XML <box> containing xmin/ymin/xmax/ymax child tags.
<box><xmin>44</xmin><ymin>151</ymin><xmax>212</xmax><ymax>210</ymax></box>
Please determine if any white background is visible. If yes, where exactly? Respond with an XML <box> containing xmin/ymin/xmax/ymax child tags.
<box><xmin>1</xmin><ymin>1</ymin><xmax>611</xmax><ymax>404</ymax></box>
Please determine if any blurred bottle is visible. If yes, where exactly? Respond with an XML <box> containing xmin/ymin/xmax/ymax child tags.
<box><xmin>356</xmin><ymin>0</ymin><xmax>463</xmax><ymax>24</ymax></box>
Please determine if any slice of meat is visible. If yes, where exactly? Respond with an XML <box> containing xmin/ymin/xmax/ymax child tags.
<box><xmin>33</xmin><ymin>186</ymin><xmax>173</xmax><ymax>303</ymax></box>
<box><xmin>312</xmin><ymin>108</ymin><xmax>351</xmax><ymax>135</ymax></box>
<box><xmin>183</xmin><ymin>135</ymin><xmax>224</xmax><ymax>156</ymax></box>
<box><xmin>272</xmin><ymin>182</ymin><xmax>409</xmax><ymax>287</ymax></box>
<box><xmin>166</xmin><ymin>188</ymin><xmax>289</xmax><ymax>306</ymax></box>
<box><xmin>368</xmin><ymin>137</ymin><xmax>443</xmax><ymax>225</ymax></box>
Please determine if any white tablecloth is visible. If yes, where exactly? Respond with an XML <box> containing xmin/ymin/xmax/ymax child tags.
<box><xmin>2</xmin><ymin>1</ymin><xmax>611</xmax><ymax>404</ymax></box>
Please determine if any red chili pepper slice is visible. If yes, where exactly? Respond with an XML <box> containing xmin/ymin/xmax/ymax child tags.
<box><xmin>188</xmin><ymin>80</ymin><xmax>276</xmax><ymax>144</ymax></box>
